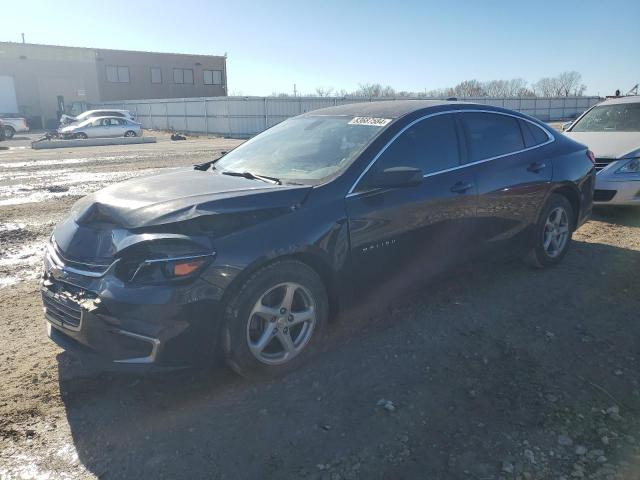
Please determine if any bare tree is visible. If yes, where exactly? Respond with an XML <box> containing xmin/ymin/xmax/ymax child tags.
<box><xmin>533</xmin><ymin>77</ymin><xmax>560</xmax><ymax>96</ymax></box>
<box><xmin>314</xmin><ymin>86</ymin><xmax>335</xmax><ymax>97</ymax></box>
<box><xmin>381</xmin><ymin>85</ymin><xmax>397</xmax><ymax>97</ymax></box>
<box><xmin>356</xmin><ymin>83</ymin><xmax>380</xmax><ymax>97</ymax></box>
<box><xmin>452</xmin><ymin>79</ymin><xmax>484</xmax><ymax>97</ymax></box>
<box><xmin>355</xmin><ymin>83</ymin><xmax>395</xmax><ymax>97</ymax></box>
<box><xmin>506</xmin><ymin>78</ymin><xmax>527</xmax><ymax>96</ymax></box>
<box><xmin>557</xmin><ymin>71</ymin><xmax>583</xmax><ymax>96</ymax></box>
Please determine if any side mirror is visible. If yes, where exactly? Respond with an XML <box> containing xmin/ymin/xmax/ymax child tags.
<box><xmin>368</xmin><ymin>166</ymin><xmax>423</xmax><ymax>188</ymax></box>
<box><xmin>561</xmin><ymin>121</ymin><xmax>573</xmax><ymax>131</ymax></box>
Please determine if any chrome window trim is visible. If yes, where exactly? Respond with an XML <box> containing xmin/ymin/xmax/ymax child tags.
<box><xmin>346</xmin><ymin>109</ymin><xmax>555</xmax><ymax>197</ymax></box>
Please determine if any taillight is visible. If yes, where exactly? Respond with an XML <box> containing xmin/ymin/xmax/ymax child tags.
<box><xmin>587</xmin><ymin>150</ymin><xmax>596</xmax><ymax>165</ymax></box>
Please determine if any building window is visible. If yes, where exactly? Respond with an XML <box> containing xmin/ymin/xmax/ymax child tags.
<box><xmin>106</xmin><ymin>65</ymin><xmax>130</xmax><ymax>83</ymax></box>
<box><xmin>173</xmin><ymin>68</ymin><xmax>194</xmax><ymax>84</ymax></box>
<box><xmin>150</xmin><ymin>67</ymin><xmax>162</xmax><ymax>84</ymax></box>
<box><xmin>203</xmin><ymin>70</ymin><xmax>222</xmax><ymax>85</ymax></box>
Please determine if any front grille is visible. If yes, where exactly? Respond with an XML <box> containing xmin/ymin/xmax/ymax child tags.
<box><xmin>42</xmin><ymin>289</ymin><xmax>82</xmax><ymax>329</ymax></box>
<box><xmin>41</xmin><ymin>279</ymin><xmax>96</xmax><ymax>330</ymax></box>
<box><xmin>43</xmin><ymin>294</ymin><xmax>81</xmax><ymax>328</ymax></box>
<box><xmin>594</xmin><ymin>189</ymin><xmax>617</xmax><ymax>202</ymax></box>
<box><xmin>595</xmin><ymin>158</ymin><xmax>617</xmax><ymax>173</ymax></box>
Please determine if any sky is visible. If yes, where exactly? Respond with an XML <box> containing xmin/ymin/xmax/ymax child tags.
<box><xmin>1</xmin><ymin>0</ymin><xmax>639</xmax><ymax>97</ymax></box>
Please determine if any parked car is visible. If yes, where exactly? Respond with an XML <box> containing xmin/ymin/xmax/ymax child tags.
<box><xmin>59</xmin><ymin>116</ymin><xmax>142</xmax><ymax>139</ymax></box>
<box><xmin>42</xmin><ymin>101</ymin><xmax>595</xmax><ymax>377</ymax></box>
<box><xmin>563</xmin><ymin>96</ymin><xmax>640</xmax><ymax>205</ymax></box>
<box><xmin>0</xmin><ymin>119</ymin><xmax>5</xmax><ymax>141</ymax></box>
<box><xmin>59</xmin><ymin>109</ymin><xmax>135</xmax><ymax>126</ymax></box>
<box><xmin>1</xmin><ymin>116</ymin><xmax>29</xmax><ymax>138</ymax></box>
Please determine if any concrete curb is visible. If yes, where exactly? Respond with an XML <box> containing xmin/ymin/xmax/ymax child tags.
<box><xmin>31</xmin><ymin>136</ymin><xmax>157</xmax><ymax>150</ymax></box>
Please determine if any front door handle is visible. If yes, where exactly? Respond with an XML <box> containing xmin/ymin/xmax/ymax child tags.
<box><xmin>450</xmin><ymin>181</ymin><xmax>474</xmax><ymax>194</ymax></box>
<box><xmin>527</xmin><ymin>162</ymin><xmax>547</xmax><ymax>173</ymax></box>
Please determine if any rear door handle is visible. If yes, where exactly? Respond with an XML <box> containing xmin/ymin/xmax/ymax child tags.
<box><xmin>527</xmin><ymin>162</ymin><xmax>546</xmax><ymax>173</ymax></box>
<box><xmin>450</xmin><ymin>181</ymin><xmax>474</xmax><ymax>194</ymax></box>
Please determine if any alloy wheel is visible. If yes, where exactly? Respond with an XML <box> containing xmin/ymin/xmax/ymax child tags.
<box><xmin>543</xmin><ymin>206</ymin><xmax>569</xmax><ymax>258</ymax></box>
<box><xmin>246</xmin><ymin>282</ymin><xmax>316</xmax><ymax>365</ymax></box>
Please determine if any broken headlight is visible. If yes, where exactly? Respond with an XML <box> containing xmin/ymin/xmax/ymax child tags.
<box><xmin>127</xmin><ymin>254</ymin><xmax>214</xmax><ymax>283</ymax></box>
<box><xmin>115</xmin><ymin>241</ymin><xmax>215</xmax><ymax>284</ymax></box>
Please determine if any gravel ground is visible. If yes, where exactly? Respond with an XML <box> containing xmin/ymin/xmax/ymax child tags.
<box><xmin>1</xmin><ymin>132</ymin><xmax>640</xmax><ymax>479</ymax></box>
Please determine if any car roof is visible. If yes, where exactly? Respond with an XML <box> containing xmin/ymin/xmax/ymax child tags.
<box><xmin>598</xmin><ymin>96</ymin><xmax>640</xmax><ymax>106</ymax></box>
<box><xmin>81</xmin><ymin>109</ymin><xmax>130</xmax><ymax>116</ymax></box>
<box><xmin>303</xmin><ymin>99</ymin><xmax>478</xmax><ymax>119</ymax></box>
<box><xmin>86</xmin><ymin>116</ymin><xmax>129</xmax><ymax>121</ymax></box>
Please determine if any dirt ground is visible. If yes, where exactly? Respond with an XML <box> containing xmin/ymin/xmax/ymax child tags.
<box><xmin>1</xmin><ymin>132</ymin><xmax>640</xmax><ymax>479</ymax></box>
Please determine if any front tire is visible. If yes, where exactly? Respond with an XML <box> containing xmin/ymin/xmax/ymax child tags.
<box><xmin>223</xmin><ymin>260</ymin><xmax>328</xmax><ymax>379</ymax></box>
<box><xmin>525</xmin><ymin>193</ymin><xmax>574</xmax><ymax>268</ymax></box>
<box><xmin>4</xmin><ymin>126</ymin><xmax>15</xmax><ymax>139</ymax></box>
<box><xmin>74</xmin><ymin>132</ymin><xmax>88</xmax><ymax>140</ymax></box>
<box><xmin>124</xmin><ymin>130</ymin><xmax>137</xmax><ymax>137</ymax></box>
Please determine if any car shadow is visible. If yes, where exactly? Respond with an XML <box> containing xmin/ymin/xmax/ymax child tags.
<box><xmin>593</xmin><ymin>205</ymin><xmax>640</xmax><ymax>227</ymax></box>
<box><xmin>57</xmin><ymin>239</ymin><xmax>640</xmax><ymax>479</ymax></box>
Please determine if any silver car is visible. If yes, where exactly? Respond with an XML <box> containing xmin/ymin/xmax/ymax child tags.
<box><xmin>59</xmin><ymin>116</ymin><xmax>142</xmax><ymax>139</ymax></box>
<box><xmin>564</xmin><ymin>96</ymin><xmax>640</xmax><ymax>205</ymax></box>
<box><xmin>59</xmin><ymin>109</ymin><xmax>135</xmax><ymax>126</ymax></box>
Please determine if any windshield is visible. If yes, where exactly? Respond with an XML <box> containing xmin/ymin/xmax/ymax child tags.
<box><xmin>571</xmin><ymin>102</ymin><xmax>640</xmax><ymax>132</ymax></box>
<box><xmin>213</xmin><ymin>116</ymin><xmax>388</xmax><ymax>183</ymax></box>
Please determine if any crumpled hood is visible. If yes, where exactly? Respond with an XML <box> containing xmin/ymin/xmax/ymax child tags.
<box><xmin>564</xmin><ymin>132</ymin><xmax>640</xmax><ymax>159</ymax></box>
<box><xmin>53</xmin><ymin>168</ymin><xmax>311</xmax><ymax>261</ymax></box>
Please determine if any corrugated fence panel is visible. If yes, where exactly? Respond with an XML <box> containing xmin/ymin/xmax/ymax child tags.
<box><xmin>98</xmin><ymin>96</ymin><xmax>602</xmax><ymax>138</ymax></box>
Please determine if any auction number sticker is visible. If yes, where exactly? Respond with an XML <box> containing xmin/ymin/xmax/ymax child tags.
<box><xmin>348</xmin><ymin>116</ymin><xmax>392</xmax><ymax>127</ymax></box>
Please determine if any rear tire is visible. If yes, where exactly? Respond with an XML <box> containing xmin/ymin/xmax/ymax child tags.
<box><xmin>4</xmin><ymin>126</ymin><xmax>15</xmax><ymax>139</ymax></box>
<box><xmin>75</xmin><ymin>132</ymin><xmax>88</xmax><ymax>140</ymax></box>
<box><xmin>222</xmin><ymin>260</ymin><xmax>328</xmax><ymax>380</ymax></box>
<box><xmin>525</xmin><ymin>193</ymin><xmax>574</xmax><ymax>268</ymax></box>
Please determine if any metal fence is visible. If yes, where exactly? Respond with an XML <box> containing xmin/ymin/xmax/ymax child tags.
<box><xmin>98</xmin><ymin>95</ymin><xmax>601</xmax><ymax>138</ymax></box>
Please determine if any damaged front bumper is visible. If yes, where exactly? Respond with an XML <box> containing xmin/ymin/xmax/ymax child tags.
<box><xmin>41</xmin><ymin>242</ymin><xmax>224</xmax><ymax>371</ymax></box>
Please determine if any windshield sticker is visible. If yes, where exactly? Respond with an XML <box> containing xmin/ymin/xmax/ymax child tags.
<box><xmin>348</xmin><ymin>117</ymin><xmax>392</xmax><ymax>127</ymax></box>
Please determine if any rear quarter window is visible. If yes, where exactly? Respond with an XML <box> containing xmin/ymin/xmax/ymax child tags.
<box><xmin>460</xmin><ymin>112</ymin><xmax>525</xmax><ymax>162</ymax></box>
<box><xmin>519</xmin><ymin>119</ymin><xmax>549</xmax><ymax>147</ymax></box>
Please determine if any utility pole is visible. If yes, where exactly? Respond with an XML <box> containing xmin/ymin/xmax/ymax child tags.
<box><xmin>293</xmin><ymin>84</ymin><xmax>297</xmax><ymax>97</ymax></box>
<box><xmin>21</xmin><ymin>33</ymin><xmax>25</xmax><ymax>44</ymax></box>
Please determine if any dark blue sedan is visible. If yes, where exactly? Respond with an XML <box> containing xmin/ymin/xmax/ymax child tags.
<box><xmin>42</xmin><ymin>100</ymin><xmax>595</xmax><ymax>378</ymax></box>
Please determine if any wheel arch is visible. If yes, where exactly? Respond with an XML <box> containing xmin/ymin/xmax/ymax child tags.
<box><xmin>220</xmin><ymin>251</ymin><xmax>341</xmax><ymax>321</ymax></box>
<box><xmin>549</xmin><ymin>184</ymin><xmax>581</xmax><ymax>230</ymax></box>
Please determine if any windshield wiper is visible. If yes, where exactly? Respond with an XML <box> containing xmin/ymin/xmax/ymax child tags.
<box><xmin>221</xmin><ymin>170</ymin><xmax>282</xmax><ymax>185</ymax></box>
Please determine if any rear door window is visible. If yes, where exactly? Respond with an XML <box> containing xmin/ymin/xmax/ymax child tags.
<box><xmin>460</xmin><ymin>112</ymin><xmax>525</xmax><ymax>162</ymax></box>
<box><xmin>375</xmin><ymin>114</ymin><xmax>461</xmax><ymax>175</ymax></box>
